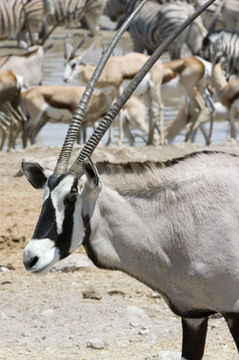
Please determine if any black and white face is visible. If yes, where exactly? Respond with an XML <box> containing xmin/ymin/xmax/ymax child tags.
<box><xmin>22</xmin><ymin>161</ymin><xmax>100</xmax><ymax>274</ymax></box>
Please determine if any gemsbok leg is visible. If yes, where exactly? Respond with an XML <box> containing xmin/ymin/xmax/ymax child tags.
<box><xmin>181</xmin><ymin>317</ymin><xmax>208</xmax><ymax>360</ymax></box>
<box><xmin>222</xmin><ymin>313</ymin><xmax>239</xmax><ymax>352</ymax></box>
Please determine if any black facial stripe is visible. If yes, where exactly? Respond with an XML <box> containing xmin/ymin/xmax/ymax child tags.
<box><xmin>33</xmin><ymin>197</ymin><xmax>57</xmax><ymax>240</ymax></box>
<box><xmin>32</xmin><ymin>173</ymin><xmax>79</xmax><ymax>259</ymax></box>
<box><xmin>56</xmin><ymin>198</ymin><xmax>76</xmax><ymax>259</ymax></box>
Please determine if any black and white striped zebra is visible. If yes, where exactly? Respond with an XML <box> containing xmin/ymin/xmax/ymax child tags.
<box><xmin>105</xmin><ymin>0</ymin><xmax>207</xmax><ymax>59</ymax></box>
<box><xmin>46</xmin><ymin>0</ymin><xmax>107</xmax><ymax>36</ymax></box>
<box><xmin>0</xmin><ymin>0</ymin><xmax>53</xmax><ymax>45</ymax></box>
<box><xmin>201</xmin><ymin>30</ymin><xmax>239</xmax><ymax>75</ymax></box>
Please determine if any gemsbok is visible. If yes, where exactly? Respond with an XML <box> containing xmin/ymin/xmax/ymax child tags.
<box><xmin>23</xmin><ymin>2</ymin><xmax>239</xmax><ymax>359</ymax></box>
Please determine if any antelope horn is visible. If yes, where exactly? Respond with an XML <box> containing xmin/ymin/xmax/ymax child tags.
<box><xmin>64</xmin><ymin>34</ymin><xmax>88</xmax><ymax>61</ymax></box>
<box><xmin>69</xmin><ymin>0</ymin><xmax>217</xmax><ymax>177</ymax></box>
<box><xmin>71</xmin><ymin>34</ymin><xmax>89</xmax><ymax>59</ymax></box>
<box><xmin>53</xmin><ymin>0</ymin><xmax>147</xmax><ymax>176</ymax></box>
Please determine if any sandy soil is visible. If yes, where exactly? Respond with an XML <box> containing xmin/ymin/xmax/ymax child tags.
<box><xmin>1</xmin><ymin>143</ymin><xmax>239</xmax><ymax>360</ymax></box>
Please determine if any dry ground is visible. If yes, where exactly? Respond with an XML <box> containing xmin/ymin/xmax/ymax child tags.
<box><xmin>1</xmin><ymin>143</ymin><xmax>239</xmax><ymax>359</ymax></box>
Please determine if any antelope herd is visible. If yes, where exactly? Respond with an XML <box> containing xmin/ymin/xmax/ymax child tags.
<box><xmin>0</xmin><ymin>0</ymin><xmax>239</xmax><ymax>150</ymax></box>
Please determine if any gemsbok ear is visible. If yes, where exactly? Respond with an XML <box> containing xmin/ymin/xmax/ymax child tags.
<box><xmin>83</xmin><ymin>159</ymin><xmax>100</xmax><ymax>188</ymax></box>
<box><xmin>21</xmin><ymin>161</ymin><xmax>52</xmax><ymax>189</ymax></box>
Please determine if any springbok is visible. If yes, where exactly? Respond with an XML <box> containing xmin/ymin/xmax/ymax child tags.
<box><xmin>23</xmin><ymin>1</ymin><xmax>239</xmax><ymax>359</ymax></box>
<box><xmin>0</xmin><ymin>45</ymin><xmax>44</xmax><ymax>89</ymax></box>
<box><xmin>63</xmin><ymin>43</ymin><xmax>164</xmax><ymax>145</ymax></box>
<box><xmin>164</xmin><ymin>98</ymin><xmax>229</xmax><ymax>143</ymax></box>
<box><xmin>21</xmin><ymin>84</ymin><xmax>151</xmax><ymax>146</ymax></box>
<box><xmin>21</xmin><ymin>84</ymin><xmax>114</xmax><ymax>145</ymax></box>
<box><xmin>211</xmin><ymin>57</ymin><xmax>239</xmax><ymax>138</ymax></box>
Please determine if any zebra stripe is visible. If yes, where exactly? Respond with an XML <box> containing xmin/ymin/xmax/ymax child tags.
<box><xmin>47</xmin><ymin>0</ymin><xmax>106</xmax><ymax>35</ymax></box>
<box><xmin>0</xmin><ymin>0</ymin><xmax>51</xmax><ymax>43</ymax></box>
<box><xmin>105</xmin><ymin>0</ymin><xmax>207</xmax><ymax>59</ymax></box>
<box><xmin>201</xmin><ymin>30</ymin><xmax>239</xmax><ymax>75</ymax></box>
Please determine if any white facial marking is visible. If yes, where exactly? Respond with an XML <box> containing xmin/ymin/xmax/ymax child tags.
<box><xmin>51</xmin><ymin>175</ymin><xmax>75</xmax><ymax>234</ymax></box>
<box><xmin>43</xmin><ymin>185</ymin><xmax>50</xmax><ymax>200</ymax></box>
<box><xmin>69</xmin><ymin>196</ymin><xmax>85</xmax><ymax>253</ymax></box>
<box><xmin>23</xmin><ymin>238</ymin><xmax>60</xmax><ymax>273</ymax></box>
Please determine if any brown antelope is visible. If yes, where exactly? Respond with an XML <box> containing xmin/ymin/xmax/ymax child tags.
<box><xmin>63</xmin><ymin>43</ymin><xmax>164</xmax><ymax>145</ymax></box>
<box><xmin>21</xmin><ymin>84</ymin><xmax>156</xmax><ymax>146</ymax></box>
<box><xmin>0</xmin><ymin>69</ymin><xmax>26</xmax><ymax>150</ymax></box>
<box><xmin>211</xmin><ymin>58</ymin><xmax>239</xmax><ymax>138</ymax></box>
<box><xmin>164</xmin><ymin>98</ymin><xmax>229</xmax><ymax>143</ymax></box>
<box><xmin>23</xmin><ymin>2</ymin><xmax>239</xmax><ymax>359</ymax></box>
<box><xmin>21</xmin><ymin>85</ymin><xmax>114</xmax><ymax>145</ymax></box>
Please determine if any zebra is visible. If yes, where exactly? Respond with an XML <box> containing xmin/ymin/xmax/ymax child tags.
<box><xmin>201</xmin><ymin>30</ymin><xmax>239</xmax><ymax>75</ymax></box>
<box><xmin>104</xmin><ymin>0</ymin><xmax>207</xmax><ymax>59</ymax></box>
<box><xmin>46</xmin><ymin>0</ymin><xmax>107</xmax><ymax>36</ymax></box>
<box><xmin>0</xmin><ymin>0</ymin><xmax>53</xmax><ymax>45</ymax></box>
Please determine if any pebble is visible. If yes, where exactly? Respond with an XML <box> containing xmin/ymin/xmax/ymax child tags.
<box><xmin>129</xmin><ymin>321</ymin><xmax>139</xmax><ymax>328</ymax></box>
<box><xmin>138</xmin><ymin>327</ymin><xmax>150</xmax><ymax>335</ymax></box>
<box><xmin>40</xmin><ymin>309</ymin><xmax>55</xmax><ymax>317</ymax></box>
<box><xmin>126</xmin><ymin>305</ymin><xmax>148</xmax><ymax>319</ymax></box>
<box><xmin>52</xmin><ymin>253</ymin><xmax>92</xmax><ymax>272</ymax></box>
<box><xmin>82</xmin><ymin>288</ymin><xmax>102</xmax><ymax>300</ymax></box>
<box><xmin>145</xmin><ymin>351</ymin><xmax>181</xmax><ymax>359</ymax></box>
<box><xmin>86</xmin><ymin>338</ymin><xmax>105</xmax><ymax>350</ymax></box>
<box><xmin>149</xmin><ymin>292</ymin><xmax>161</xmax><ymax>299</ymax></box>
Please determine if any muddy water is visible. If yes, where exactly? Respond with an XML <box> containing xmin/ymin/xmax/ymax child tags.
<box><xmin>29</xmin><ymin>25</ymin><xmax>231</xmax><ymax>146</ymax></box>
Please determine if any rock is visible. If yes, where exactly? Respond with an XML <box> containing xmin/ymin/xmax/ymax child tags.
<box><xmin>126</xmin><ymin>305</ymin><xmax>149</xmax><ymax>320</ymax></box>
<box><xmin>145</xmin><ymin>351</ymin><xmax>181</xmax><ymax>359</ymax></box>
<box><xmin>129</xmin><ymin>321</ymin><xmax>139</xmax><ymax>328</ymax></box>
<box><xmin>138</xmin><ymin>327</ymin><xmax>150</xmax><ymax>335</ymax></box>
<box><xmin>86</xmin><ymin>338</ymin><xmax>105</xmax><ymax>350</ymax></box>
<box><xmin>148</xmin><ymin>292</ymin><xmax>161</xmax><ymax>299</ymax></box>
<box><xmin>82</xmin><ymin>288</ymin><xmax>102</xmax><ymax>300</ymax></box>
<box><xmin>52</xmin><ymin>253</ymin><xmax>93</xmax><ymax>272</ymax></box>
<box><xmin>107</xmin><ymin>289</ymin><xmax>125</xmax><ymax>296</ymax></box>
<box><xmin>40</xmin><ymin>309</ymin><xmax>55</xmax><ymax>317</ymax></box>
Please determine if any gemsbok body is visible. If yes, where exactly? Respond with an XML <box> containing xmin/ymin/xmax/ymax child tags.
<box><xmin>22</xmin><ymin>1</ymin><xmax>235</xmax><ymax>358</ymax></box>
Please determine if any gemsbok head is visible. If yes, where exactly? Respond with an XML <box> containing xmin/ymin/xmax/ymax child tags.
<box><xmin>22</xmin><ymin>2</ymin><xmax>239</xmax><ymax>359</ymax></box>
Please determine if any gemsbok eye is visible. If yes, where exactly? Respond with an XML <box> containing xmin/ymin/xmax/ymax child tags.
<box><xmin>71</xmin><ymin>62</ymin><xmax>76</xmax><ymax>70</ymax></box>
<box><xmin>66</xmin><ymin>190</ymin><xmax>77</xmax><ymax>202</ymax></box>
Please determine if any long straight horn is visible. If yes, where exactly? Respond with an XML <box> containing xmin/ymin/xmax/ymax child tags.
<box><xmin>69</xmin><ymin>0</ymin><xmax>217</xmax><ymax>177</ymax></box>
<box><xmin>53</xmin><ymin>0</ymin><xmax>147</xmax><ymax>176</ymax></box>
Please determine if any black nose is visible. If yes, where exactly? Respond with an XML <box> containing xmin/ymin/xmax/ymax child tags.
<box><xmin>24</xmin><ymin>256</ymin><xmax>39</xmax><ymax>270</ymax></box>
